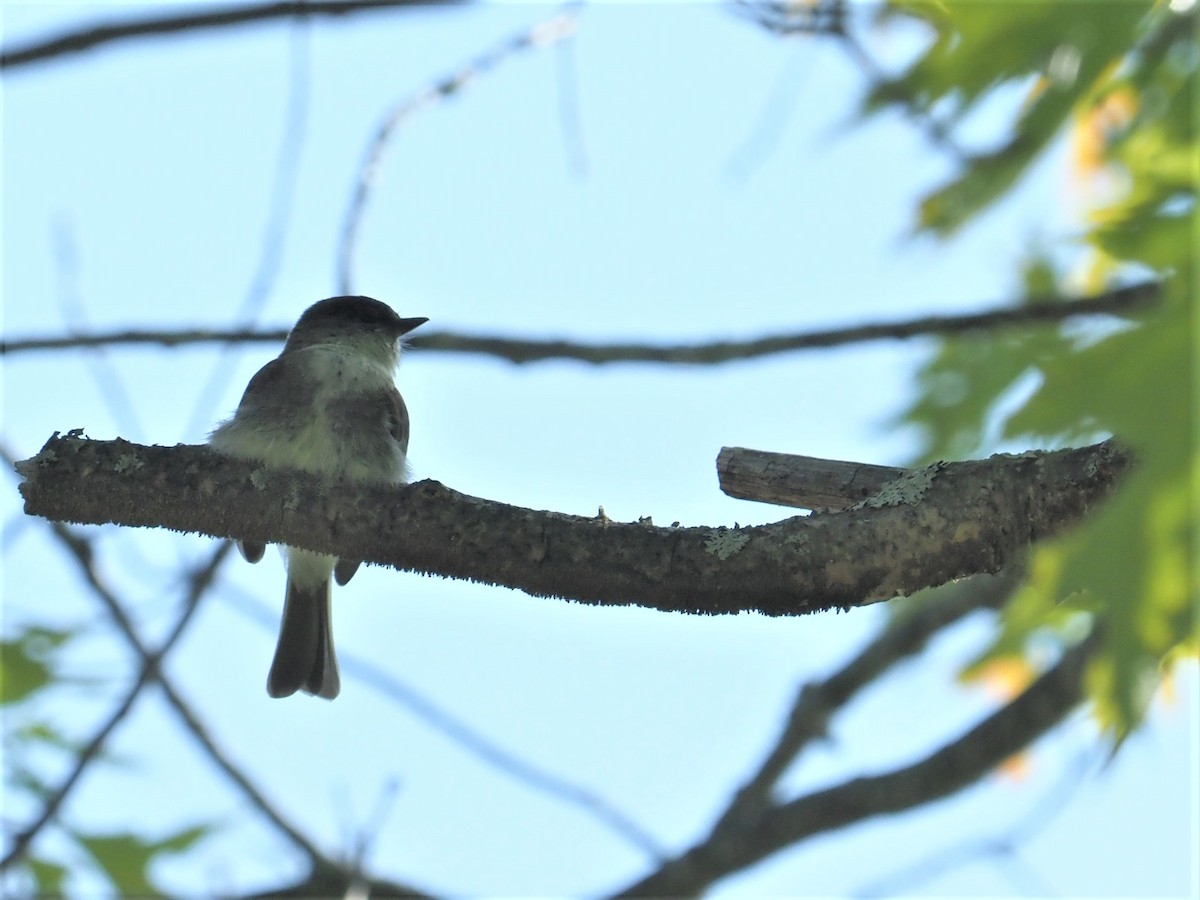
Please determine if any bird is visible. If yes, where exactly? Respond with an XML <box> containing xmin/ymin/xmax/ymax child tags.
<box><xmin>209</xmin><ymin>296</ymin><xmax>427</xmax><ymax>699</ymax></box>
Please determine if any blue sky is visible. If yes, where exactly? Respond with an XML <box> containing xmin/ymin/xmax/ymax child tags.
<box><xmin>1</xmin><ymin>2</ymin><xmax>1195</xmax><ymax>897</ymax></box>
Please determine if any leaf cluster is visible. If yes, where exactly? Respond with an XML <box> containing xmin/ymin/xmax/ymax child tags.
<box><xmin>875</xmin><ymin>0</ymin><xmax>1197</xmax><ymax>735</ymax></box>
<box><xmin>2</xmin><ymin>625</ymin><xmax>212</xmax><ymax>895</ymax></box>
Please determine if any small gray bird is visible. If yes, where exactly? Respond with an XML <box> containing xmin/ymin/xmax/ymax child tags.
<box><xmin>210</xmin><ymin>296</ymin><xmax>427</xmax><ymax>699</ymax></box>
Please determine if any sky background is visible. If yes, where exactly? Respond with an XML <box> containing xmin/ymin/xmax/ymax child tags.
<box><xmin>1</xmin><ymin>2</ymin><xmax>1196</xmax><ymax>897</ymax></box>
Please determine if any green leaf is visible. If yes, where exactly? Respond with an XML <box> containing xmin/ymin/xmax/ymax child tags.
<box><xmin>885</xmin><ymin>0</ymin><xmax>1198</xmax><ymax>738</ymax></box>
<box><xmin>157</xmin><ymin>824</ymin><xmax>212</xmax><ymax>855</ymax></box>
<box><xmin>13</xmin><ymin>720</ymin><xmax>82</xmax><ymax>754</ymax></box>
<box><xmin>1003</xmin><ymin>275</ymin><xmax>1196</xmax><ymax>734</ymax></box>
<box><xmin>863</xmin><ymin>1</ymin><xmax>1161</xmax><ymax>236</ymax></box>
<box><xmin>77</xmin><ymin>826</ymin><xmax>212</xmax><ymax>896</ymax></box>
<box><xmin>896</xmin><ymin>253</ymin><xmax>1084</xmax><ymax>462</ymax></box>
<box><xmin>0</xmin><ymin>626</ymin><xmax>74</xmax><ymax>704</ymax></box>
<box><xmin>27</xmin><ymin>856</ymin><xmax>69</xmax><ymax>896</ymax></box>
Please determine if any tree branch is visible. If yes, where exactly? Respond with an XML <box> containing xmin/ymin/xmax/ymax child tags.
<box><xmin>337</xmin><ymin>7</ymin><xmax>579</xmax><ymax>293</ymax></box>
<box><xmin>0</xmin><ymin>280</ymin><xmax>1162</xmax><ymax>361</ymax></box>
<box><xmin>0</xmin><ymin>526</ymin><xmax>228</xmax><ymax>873</ymax></box>
<box><xmin>715</xmin><ymin>565</ymin><xmax>1022</xmax><ymax>831</ymax></box>
<box><xmin>15</xmin><ymin>436</ymin><xmax>1130</xmax><ymax>616</ymax></box>
<box><xmin>718</xmin><ymin>447</ymin><xmax>907</xmax><ymax>509</ymax></box>
<box><xmin>0</xmin><ymin>0</ymin><xmax>463</xmax><ymax>72</ymax></box>
<box><xmin>611</xmin><ymin>628</ymin><xmax>1098</xmax><ymax>896</ymax></box>
<box><xmin>1</xmin><ymin>648</ymin><xmax>145</xmax><ymax>873</ymax></box>
<box><xmin>0</xmin><ymin>446</ymin><xmax>348</xmax><ymax>884</ymax></box>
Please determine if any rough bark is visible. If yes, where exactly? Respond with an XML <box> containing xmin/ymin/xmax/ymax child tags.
<box><xmin>15</xmin><ymin>434</ymin><xmax>1130</xmax><ymax>616</ymax></box>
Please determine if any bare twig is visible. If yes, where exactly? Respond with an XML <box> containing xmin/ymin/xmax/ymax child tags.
<box><xmin>0</xmin><ymin>508</ymin><xmax>229</xmax><ymax>872</ymax></box>
<box><xmin>183</xmin><ymin>19</ymin><xmax>312</xmax><ymax>439</ymax></box>
<box><xmin>50</xmin><ymin>216</ymin><xmax>145</xmax><ymax>440</ymax></box>
<box><xmin>155</xmin><ymin>668</ymin><xmax>332</xmax><ymax>866</ymax></box>
<box><xmin>717</xmin><ymin>448</ymin><xmax>907</xmax><ymax>509</ymax></box>
<box><xmin>835</xmin><ymin>27</ymin><xmax>969</xmax><ymax>163</ymax></box>
<box><xmin>612</xmin><ymin>628</ymin><xmax>1099</xmax><ymax>896</ymax></box>
<box><xmin>717</xmin><ymin>566</ymin><xmax>1022</xmax><ymax>832</ymax></box>
<box><xmin>724</xmin><ymin>42</ymin><xmax>822</xmax><ymax>181</ymax></box>
<box><xmin>1</xmin><ymin>325</ymin><xmax>289</xmax><ymax>355</ymax></box>
<box><xmin>342</xmin><ymin>648</ymin><xmax>666</xmax><ymax>858</ymax></box>
<box><xmin>1</xmin><ymin>0</ymin><xmax>463</xmax><ymax>72</ymax></box>
<box><xmin>336</xmin><ymin>6</ymin><xmax>580</xmax><ymax>292</ymax></box>
<box><xmin>0</xmin><ymin>280</ymin><xmax>1163</xmax><ymax>361</ymax></box>
<box><xmin>551</xmin><ymin>20</ymin><xmax>588</xmax><ymax>176</ymax></box>
<box><xmin>218</xmin><ymin>583</ymin><xmax>663</xmax><ymax>858</ymax></box>
<box><xmin>852</xmin><ymin>743</ymin><xmax>1101</xmax><ymax>898</ymax></box>
<box><xmin>0</xmin><ymin>444</ymin><xmax>334</xmax><ymax>876</ymax></box>
<box><xmin>731</xmin><ymin>0</ymin><xmax>848</xmax><ymax>36</ymax></box>
<box><xmin>0</xmin><ymin>594</ymin><xmax>144</xmax><ymax>872</ymax></box>
<box><xmin>734</xmin><ymin>0</ymin><xmax>968</xmax><ymax>161</ymax></box>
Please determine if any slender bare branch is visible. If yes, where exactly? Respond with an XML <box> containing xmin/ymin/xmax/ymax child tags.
<box><xmin>0</xmin><ymin>626</ymin><xmax>143</xmax><ymax>872</ymax></box>
<box><xmin>244</xmin><ymin>869</ymin><xmax>432</xmax><ymax>899</ymax></box>
<box><xmin>342</xmin><ymin>651</ymin><xmax>666</xmax><ymax>858</ymax></box>
<box><xmin>336</xmin><ymin>6</ymin><xmax>580</xmax><ymax>292</ymax></box>
<box><xmin>1</xmin><ymin>326</ymin><xmax>289</xmax><ymax>354</ymax></box>
<box><xmin>1</xmin><ymin>0</ymin><xmax>463</xmax><ymax>72</ymax></box>
<box><xmin>217</xmin><ymin>581</ymin><xmax>662</xmax><ymax>858</ymax></box>
<box><xmin>611</xmin><ymin>628</ymin><xmax>1098</xmax><ymax>896</ymax></box>
<box><xmin>16</xmin><ymin>436</ymin><xmax>1131</xmax><ymax>616</ymax></box>
<box><xmin>50</xmin><ymin>216</ymin><xmax>145</xmax><ymax>440</ymax></box>
<box><xmin>716</xmin><ymin>565</ymin><xmax>1023</xmax><ymax>831</ymax></box>
<box><xmin>154</xmin><ymin>673</ymin><xmax>338</xmax><ymax>874</ymax></box>
<box><xmin>0</xmin><ymin>280</ymin><xmax>1163</xmax><ymax>361</ymax></box>
<box><xmin>0</xmin><ymin>519</ymin><xmax>229</xmax><ymax>873</ymax></box>
<box><xmin>183</xmin><ymin>20</ymin><xmax>312</xmax><ymax>439</ymax></box>
<box><xmin>735</xmin><ymin>0</ymin><xmax>969</xmax><ymax>161</ymax></box>
<box><xmin>852</xmin><ymin>742</ymin><xmax>1099</xmax><ymax>897</ymax></box>
<box><xmin>834</xmin><ymin>26</ymin><xmax>969</xmax><ymax>163</ymax></box>
<box><xmin>718</xmin><ymin>448</ymin><xmax>907</xmax><ymax>509</ymax></box>
<box><xmin>731</xmin><ymin>0</ymin><xmax>849</xmax><ymax>37</ymax></box>
<box><xmin>0</xmin><ymin>446</ymin><xmax>338</xmax><ymax>879</ymax></box>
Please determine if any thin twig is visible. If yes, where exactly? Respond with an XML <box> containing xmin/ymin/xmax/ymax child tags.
<box><xmin>731</xmin><ymin>0</ymin><xmax>848</xmax><ymax>37</ymax></box>
<box><xmin>155</xmin><ymin>666</ymin><xmax>331</xmax><ymax>865</ymax></box>
<box><xmin>0</xmin><ymin>619</ymin><xmax>143</xmax><ymax>871</ymax></box>
<box><xmin>218</xmin><ymin>584</ymin><xmax>664</xmax><ymax>858</ymax></box>
<box><xmin>1</xmin><ymin>326</ymin><xmax>289</xmax><ymax>354</ymax></box>
<box><xmin>834</xmin><ymin>27</ymin><xmax>969</xmax><ymax>163</ymax></box>
<box><xmin>717</xmin><ymin>448</ymin><xmax>907</xmax><ymax>509</ymax></box>
<box><xmin>552</xmin><ymin>19</ymin><xmax>588</xmax><ymax>176</ymax></box>
<box><xmin>3</xmin><ymin>436</ymin><xmax>329</xmax><ymax>871</ymax></box>
<box><xmin>1</xmin><ymin>0</ymin><xmax>462</xmax><ymax>72</ymax></box>
<box><xmin>851</xmin><ymin>743</ymin><xmax>1101</xmax><ymax>898</ymax></box>
<box><xmin>0</xmin><ymin>506</ymin><xmax>229</xmax><ymax>871</ymax></box>
<box><xmin>183</xmin><ymin>19</ymin><xmax>312</xmax><ymax>440</ymax></box>
<box><xmin>716</xmin><ymin>567</ymin><xmax>1022</xmax><ymax>832</ymax></box>
<box><xmin>51</xmin><ymin>528</ymin><xmax>329</xmax><ymax>866</ymax></box>
<box><xmin>612</xmin><ymin>629</ymin><xmax>1099</xmax><ymax>896</ymax></box>
<box><xmin>343</xmin><ymin>646</ymin><xmax>666</xmax><ymax>858</ymax></box>
<box><xmin>50</xmin><ymin>216</ymin><xmax>145</xmax><ymax>440</ymax></box>
<box><xmin>336</xmin><ymin>6</ymin><xmax>580</xmax><ymax>292</ymax></box>
<box><xmin>0</xmin><ymin>280</ymin><xmax>1162</xmax><ymax>361</ymax></box>
<box><xmin>734</xmin><ymin>0</ymin><xmax>969</xmax><ymax>161</ymax></box>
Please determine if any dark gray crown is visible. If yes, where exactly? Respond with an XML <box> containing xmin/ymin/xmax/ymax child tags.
<box><xmin>293</xmin><ymin>296</ymin><xmax>427</xmax><ymax>335</ymax></box>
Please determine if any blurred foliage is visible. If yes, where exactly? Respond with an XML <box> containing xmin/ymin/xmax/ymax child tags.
<box><xmin>2</xmin><ymin>624</ymin><xmax>211</xmax><ymax>894</ymax></box>
<box><xmin>0</xmin><ymin>626</ymin><xmax>72</xmax><ymax>704</ymax></box>
<box><xmin>873</xmin><ymin>0</ymin><xmax>1197</xmax><ymax>736</ymax></box>
<box><xmin>76</xmin><ymin>827</ymin><xmax>211</xmax><ymax>896</ymax></box>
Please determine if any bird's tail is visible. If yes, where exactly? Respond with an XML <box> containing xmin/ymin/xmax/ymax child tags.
<box><xmin>267</xmin><ymin>565</ymin><xmax>340</xmax><ymax>700</ymax></box>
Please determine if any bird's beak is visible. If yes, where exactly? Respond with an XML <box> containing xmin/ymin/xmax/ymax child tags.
<box><xmin>397</xmin><ymin>317</ymin><xmax>429</xmax><ymax>335</ymax></box>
